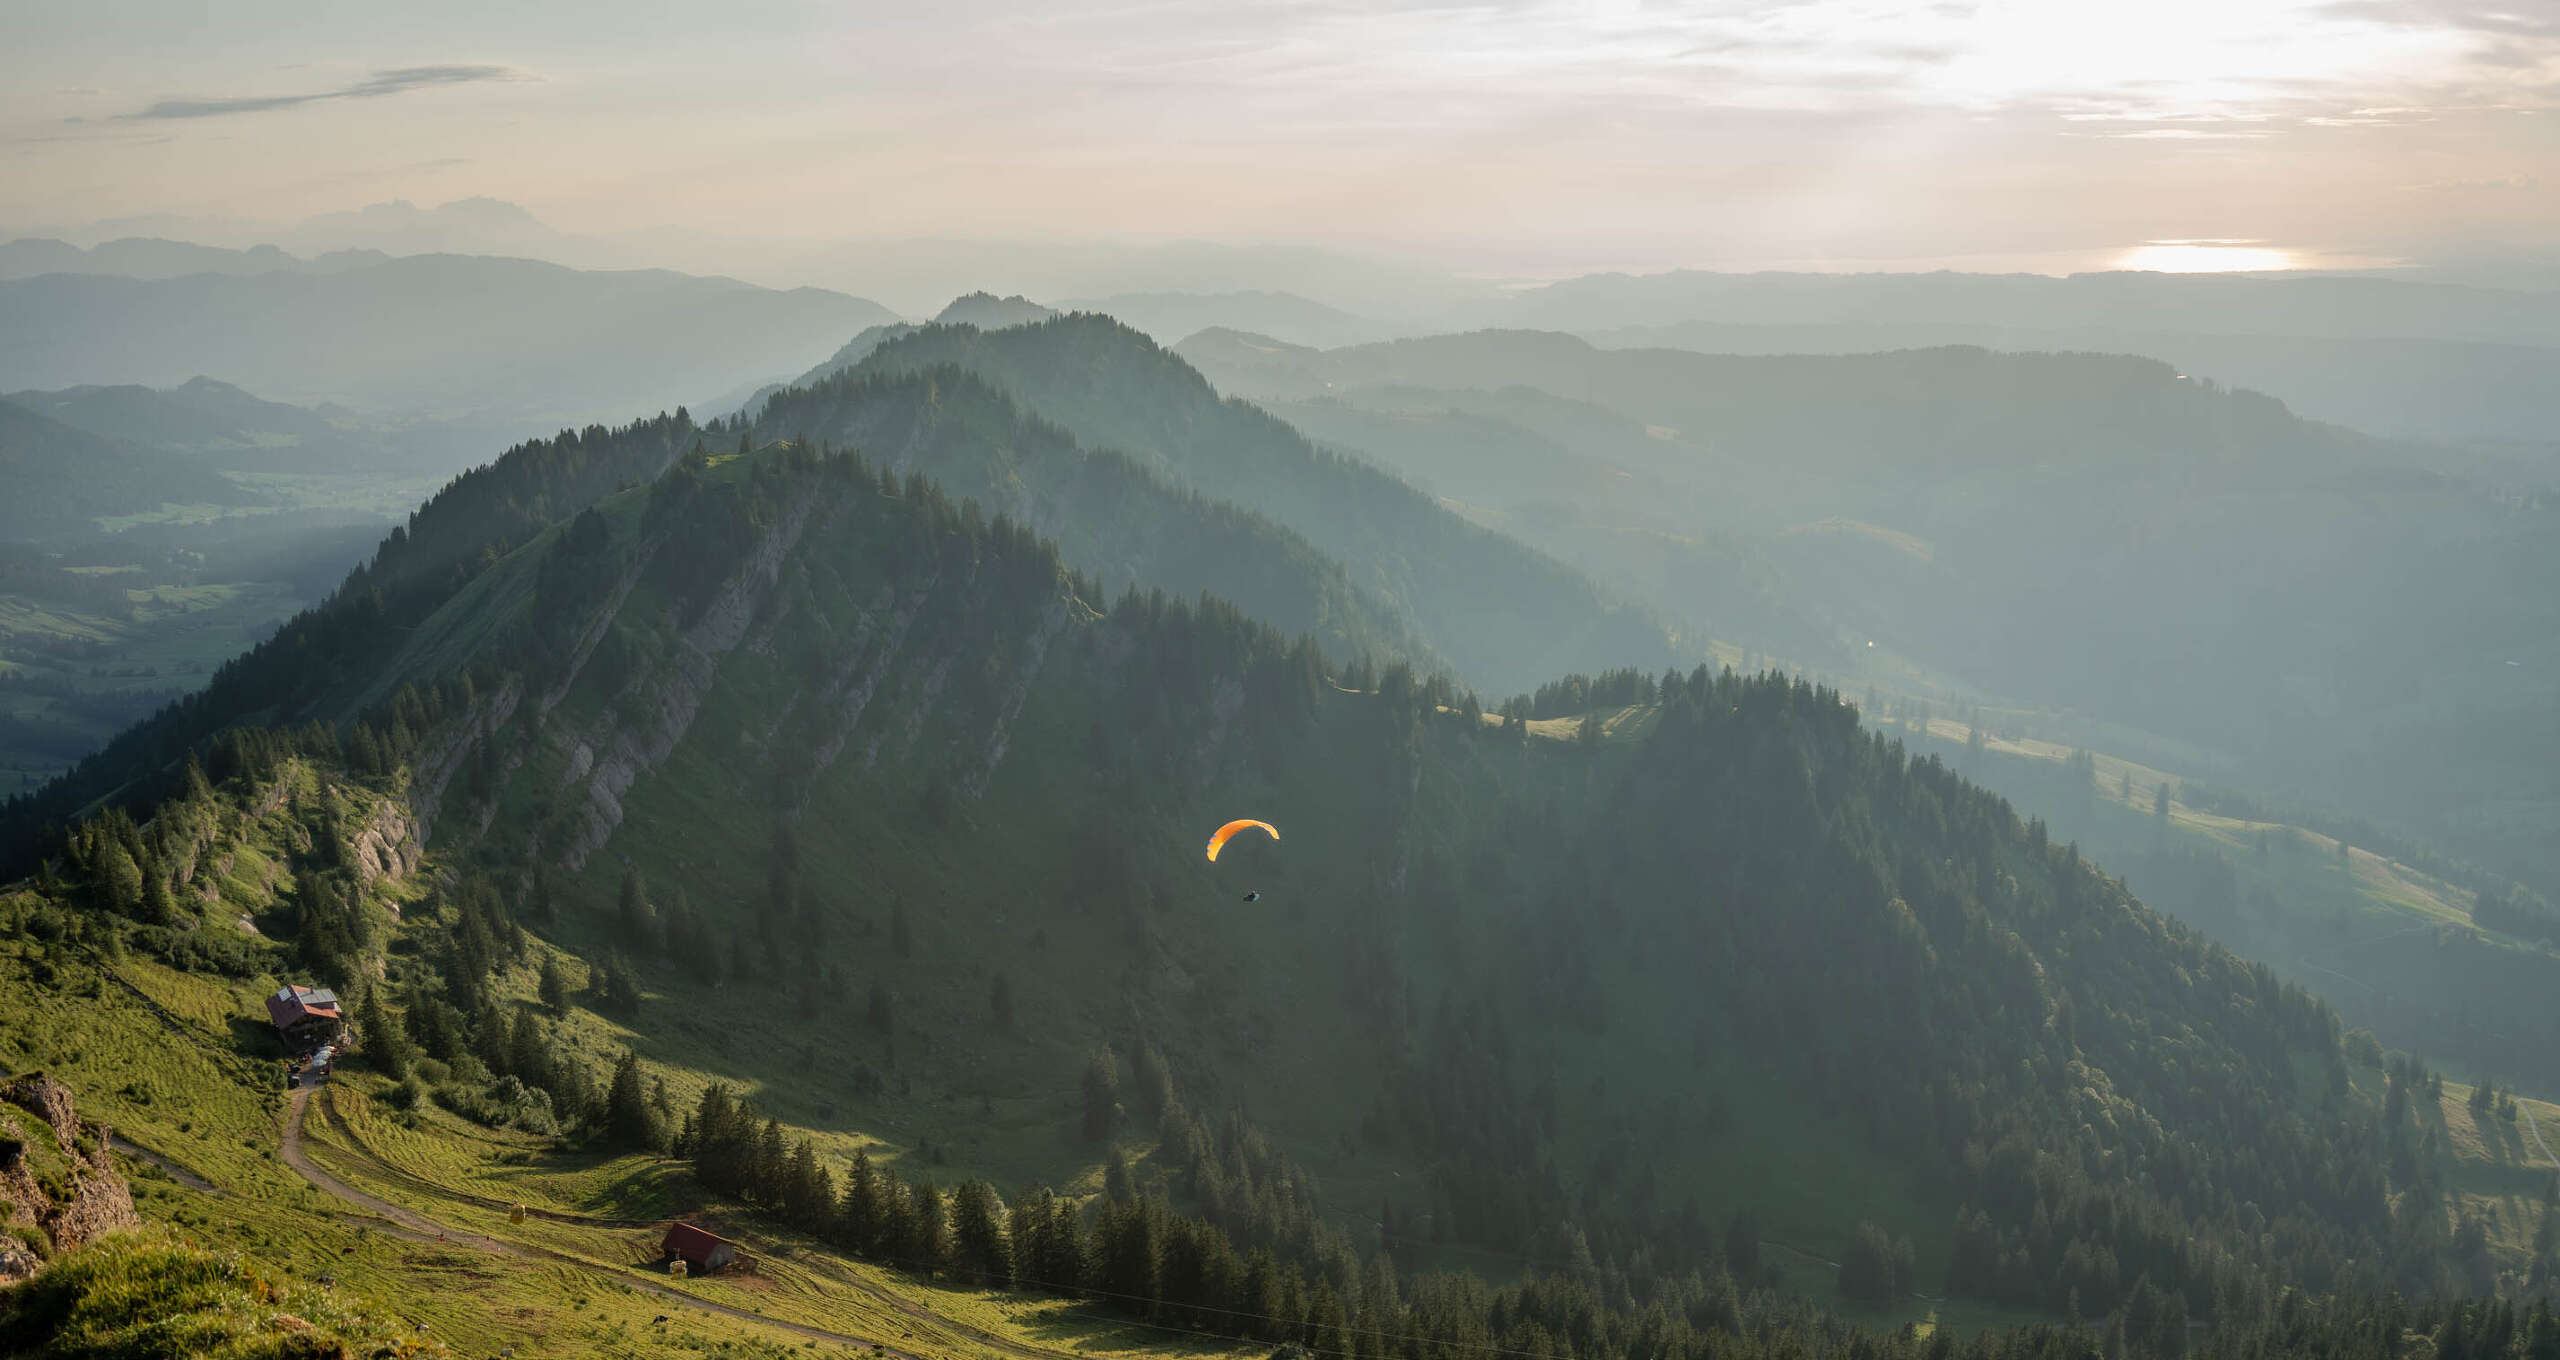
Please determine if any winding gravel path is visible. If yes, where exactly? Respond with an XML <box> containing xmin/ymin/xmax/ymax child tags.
<box><xmin>278</xmin><ymin>1086</ymin><xmax>924</xmax><ymax>1356</ymax></box>
<box><xmin>300</xmin><ymin>1089</ymin><xmax>1074</xmax><ymax>1360</ymax></box>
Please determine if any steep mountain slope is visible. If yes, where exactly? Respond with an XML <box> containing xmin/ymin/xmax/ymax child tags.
<box><xmin>715</xmin><ymin>292</ymin><xmax>1061</xmax><ymax>421</ymax></box>
<box><xmin>0</xmin><ymin>409</ymin><xmax>710</xmax><ymax>857</ymax></box>
<box><xmin>847</xmin><ymin>316</ymin><xmax>1680</xmax><ymax>694</ymax></box>
<box><xmin>0</xmin><ymin>399</ymin><xmax>248</xmax><ymax>540</ymax></box>
<box><xmin>2</xmin><ymin>376</ymin><xmax>430</xmax><ymax>473</ymax></box>
<box><xmin>1175</xmin><ymin>328</ymin><xmax>2560</xmax><ymax>905</ymax></box>
<box><xmin>18</xmin><ymin>435</ymin><xmax>2510</xmax><ymax>1320</ymax></box>
<box><xmin>1249</xmin><ymin>382</ymin><xmax>1840</xmax><ymax>664</ymax></box>
<box><xmin>1903</xmin><ymin>713</ymin><xmax>2560</xmax><ymax>1096</ymax></box>
<box><xmin>0</xmin><ymin>362</ymin><xmax>1444</xmax><ymax>860</ymax></box>
<box><xmin>0</xmin><ymin>379</ymin><xmax>464</xmax><ymax>789</ymax></box>
<box><xmin>10</xmin><ymin>736</ymin><xmax>2549</xmax><ymax>1359</ymax></box>
<box><xmin>744</xmin><ymin>368</ymin><xmax>1433</xmax><ymax>673</ymax></box>
<box><xmin>0</xmin><ymin>255</ymin><xmax>896</xmax><ymax>431</ymax></box>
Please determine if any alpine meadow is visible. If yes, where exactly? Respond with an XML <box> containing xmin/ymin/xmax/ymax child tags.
<box><xmin>3</xmin><ymin>6</ymin><xmax>2559</xmax><ymax>1360</ymax></box>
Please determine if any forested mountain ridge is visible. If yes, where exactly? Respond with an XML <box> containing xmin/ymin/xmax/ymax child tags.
<box><xmin>1173</xmin><ymin>326</ymin><xmax>2560</xmax><ymax>910</ymax></box>
<box><xmin>19</xmin><ymin>434</ymin><xmax>2547</xmax><ymax>1336</ymax></box>
<box><xmin>0</xmin><ymin>357</ymin><xmax>1465</xmax><ymax>860</ymax></box>
<box><xmin>3</xmin><ymin>375</ymin><xmax>423</xmax><ymax>472</ymax></box>
<box><xmin>841</xmin><ymin>314</ymin><xmax>1680</xmax><ymax>693</ymax></box>
<box><xmin>0</xmin><ymin>397</ymin><xmax>250</xmax><ymax>539</ymax></box>
<box><xmin>741</xmin><ymin>366</ymin><xmax>1435</xmax><ymax>673</ymax></box>
<box><xmin>1175</xmin><ymin>328</ymin><xmax>2376</xmax><ymax>484</ymax></box>
<box><xmin>0</xmin><ymin>407</ymin><xmax>709</xmax><ymax>863</ymax></box>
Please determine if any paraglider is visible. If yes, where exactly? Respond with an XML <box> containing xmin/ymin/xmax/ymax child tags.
<box><xmin>1204</xmin><ymin>819</ymin><xmax>1278</xmax><ymax>862</ymax></box>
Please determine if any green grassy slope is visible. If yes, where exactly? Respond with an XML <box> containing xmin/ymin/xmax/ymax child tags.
<box><xmin>0</xmin><ymin>757</ymin><xmax>1260</xmax><ymax>1359</ymax></box>
<box><xmin>1892</xmin><ymin>715</ymin><xmax>2560</xmax><ymax>1096</ymax></box>
<box><xmin>0</xmin><ymin>1232</ymin><xmax>451</xmax><ymax>1360</ymax></box>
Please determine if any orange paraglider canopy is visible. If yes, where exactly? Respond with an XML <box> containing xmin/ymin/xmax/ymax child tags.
<box><xmin>1205</xmin><ymin>819</ymin><xmax>1278</xmax><ymax>862</ymax></box>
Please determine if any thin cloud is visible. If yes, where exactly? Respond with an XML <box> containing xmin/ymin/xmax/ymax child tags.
<box><xmin>2320</xmin><ymin>0</ymin><xmax>2560</xmax><ymax>40</ymax></box>
<box><xmin>121</xmin><ymin>65</ymin><xmax>527</xmax><ymax>121</ymax></box>
<box><xmin>2091</xmin><ymin>128</ymin><xmax>2274</xmax><ymax>140</ymax></box>
<box><xmin>2401</xmin><ymin>171</ymin><xmax>2539</xmax><ymax>191</ymax></box>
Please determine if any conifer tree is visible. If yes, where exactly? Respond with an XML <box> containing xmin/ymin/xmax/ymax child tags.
<box><xmin>951</xmin><ymin>1179</ymin><xmax>1011</xmax><ymax>1284</ymax></box>
<box><xmin>909</xmin><ymin>1176</ymin><xmax>950</xmax><ymax>1272</ymax></box>
<box><xmin>506</xmin><ymin>1010</ymin><xmax>554</xmax><ymax>1093</ymax></box>
<box><xmin>838</xmin><ymin>1150</ymin><xmax>884</xmax><ymax>1255</ymax></box>
<box><xmin>355</xmin><ymin>986</ymin><xmax>407</xmax><ymax>1080</ymax></box>
<box><xmin>138</xmin><ymin>863</ymin><xmax>175</xmax><ymax>926</ymax></box>
<box><xmin>539</xmin><ymin>955</ymin><xmax>570</xmax><ymax>1018</ymax></box>
<box><xmin>754</xmin><ymin>1118</ymin><xmax>789</xmax><ymax>1208</ymax></box>
<box><xmin>607</xmin><ymin>1049</ymin><xmax>661</xmax><ymax>1152</ymax></box>
<box><xmin>784</xmin><ymin>1139</ymin><xmax>832</xmax><ymax>1231</ymax></box>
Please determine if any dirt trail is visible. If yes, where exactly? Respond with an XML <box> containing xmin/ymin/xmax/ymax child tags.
<box><xmin>2524</xmin><ymin>1103</ymin><xmax>2559</xmax><ymax>1168</ymax></box>
<box><xmin>313</xmin><ymin>1093</ymin><xmax>657</xmax><ymax>1227</ymax></box>
<box><xmin>107</xmin><ymin>1136</ymin><xmax>215</xmax><ymax>1193</ymax></box>
<box><xmin>308</xmin><ymin>1090</ymin><xmax>1073</xmax><ymax>1360</ymax></box>
<box><xmin>281</xmin><ymin>1087</ymin><xmax>525</xmax><ymax>1254</ymax></box>
<box><xmin>89</xmin><ymin>968</ymin><xmax>1050</xmax><ymax>1354</ymax></box>
<box><xmin>278</xmin><ymin>1087</ymin><xmax>926</xmax><ymax>1356</ymax></box>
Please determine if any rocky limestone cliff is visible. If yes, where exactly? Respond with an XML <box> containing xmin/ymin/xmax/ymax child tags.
<box><xmin>341</xmin><ymin>796</ymin><xmax>423</xmax><ymax>887</ymax></box>
<box><xmin>0</xmin><ymin>1074</ymin><xmax>139</xmax><ymax>1284</ymax></box>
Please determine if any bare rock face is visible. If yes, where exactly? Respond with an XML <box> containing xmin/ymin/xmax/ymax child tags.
<box><xmin>47</xmin><ymin>1155</ymin><xmax>139</xmax><ymax>1252</ymax></box>
<box><xmin>343</xmin><ymin>799</ymin><xmax>423</xmax><ymax>886</ymax></box>
<box><xmin>0</xmin><ymin>1234</ymin><xmax>40</xmax><ymax>1287</ymax></box>
<box><xmin>0</xmin><ymin>1073</ymin><xmax>140</xmax><ymax>1258</ymax></box>
<box><xmin>2</xmin><ymin>1072</ymin><xmax>79</xmax><ymax>1151</ymax></box>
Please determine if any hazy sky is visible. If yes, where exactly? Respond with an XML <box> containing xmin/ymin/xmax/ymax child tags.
<box><xmin>7</xmin><ymin>0</ymin><xmax>2557</xmax><ymax>280</ymax></box>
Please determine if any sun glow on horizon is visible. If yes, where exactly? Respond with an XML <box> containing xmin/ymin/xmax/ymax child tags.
<box><xmin>2112</xmin><ymin>240</ymin><xmax>2296</xmax><ymax>273</ymax></box>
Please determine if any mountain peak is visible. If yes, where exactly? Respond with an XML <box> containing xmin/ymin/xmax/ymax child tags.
<box><xmin>933</xmin><ymin>291</ymin><xmax>1059</xmax><ymax>329</ymax></box>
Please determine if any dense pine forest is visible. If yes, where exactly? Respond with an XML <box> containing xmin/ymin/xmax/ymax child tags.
<box><xmin>7</xmin><ymin>417</ymin><xmax>2556</xmax><ymax>1360</ymax></box>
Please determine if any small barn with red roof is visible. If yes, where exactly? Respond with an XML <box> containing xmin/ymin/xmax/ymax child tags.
<box><xmin>661</xmin><ymin>1222</ymin><xmax>737</xmax><ymax>1274</ymax></box>
<box><xmin>264</xmin><ymin>985</ymin><xmax>342</xmax><ymax>1049</ymax></box>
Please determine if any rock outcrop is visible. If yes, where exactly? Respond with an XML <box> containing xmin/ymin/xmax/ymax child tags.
<box><xmin>341</xmin><ymin>797</ymin><xmax>423</xmax><ymax>886</ymax></box>
<box><xmin>0</xmin><ymin>1073</ymin><xmax>140</xmax><ymax>1282</ymax></box>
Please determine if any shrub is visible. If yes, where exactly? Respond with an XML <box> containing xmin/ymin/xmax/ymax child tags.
<box><xmin>434</xmin><ymin>1075</ymin><xmax>558</xmax><ymax>1135</ymax></box>
<box><xmin>1837</xmin><ymin>1221</ymin><xmax>1915</xmax><ymax>1308</ymax></box>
